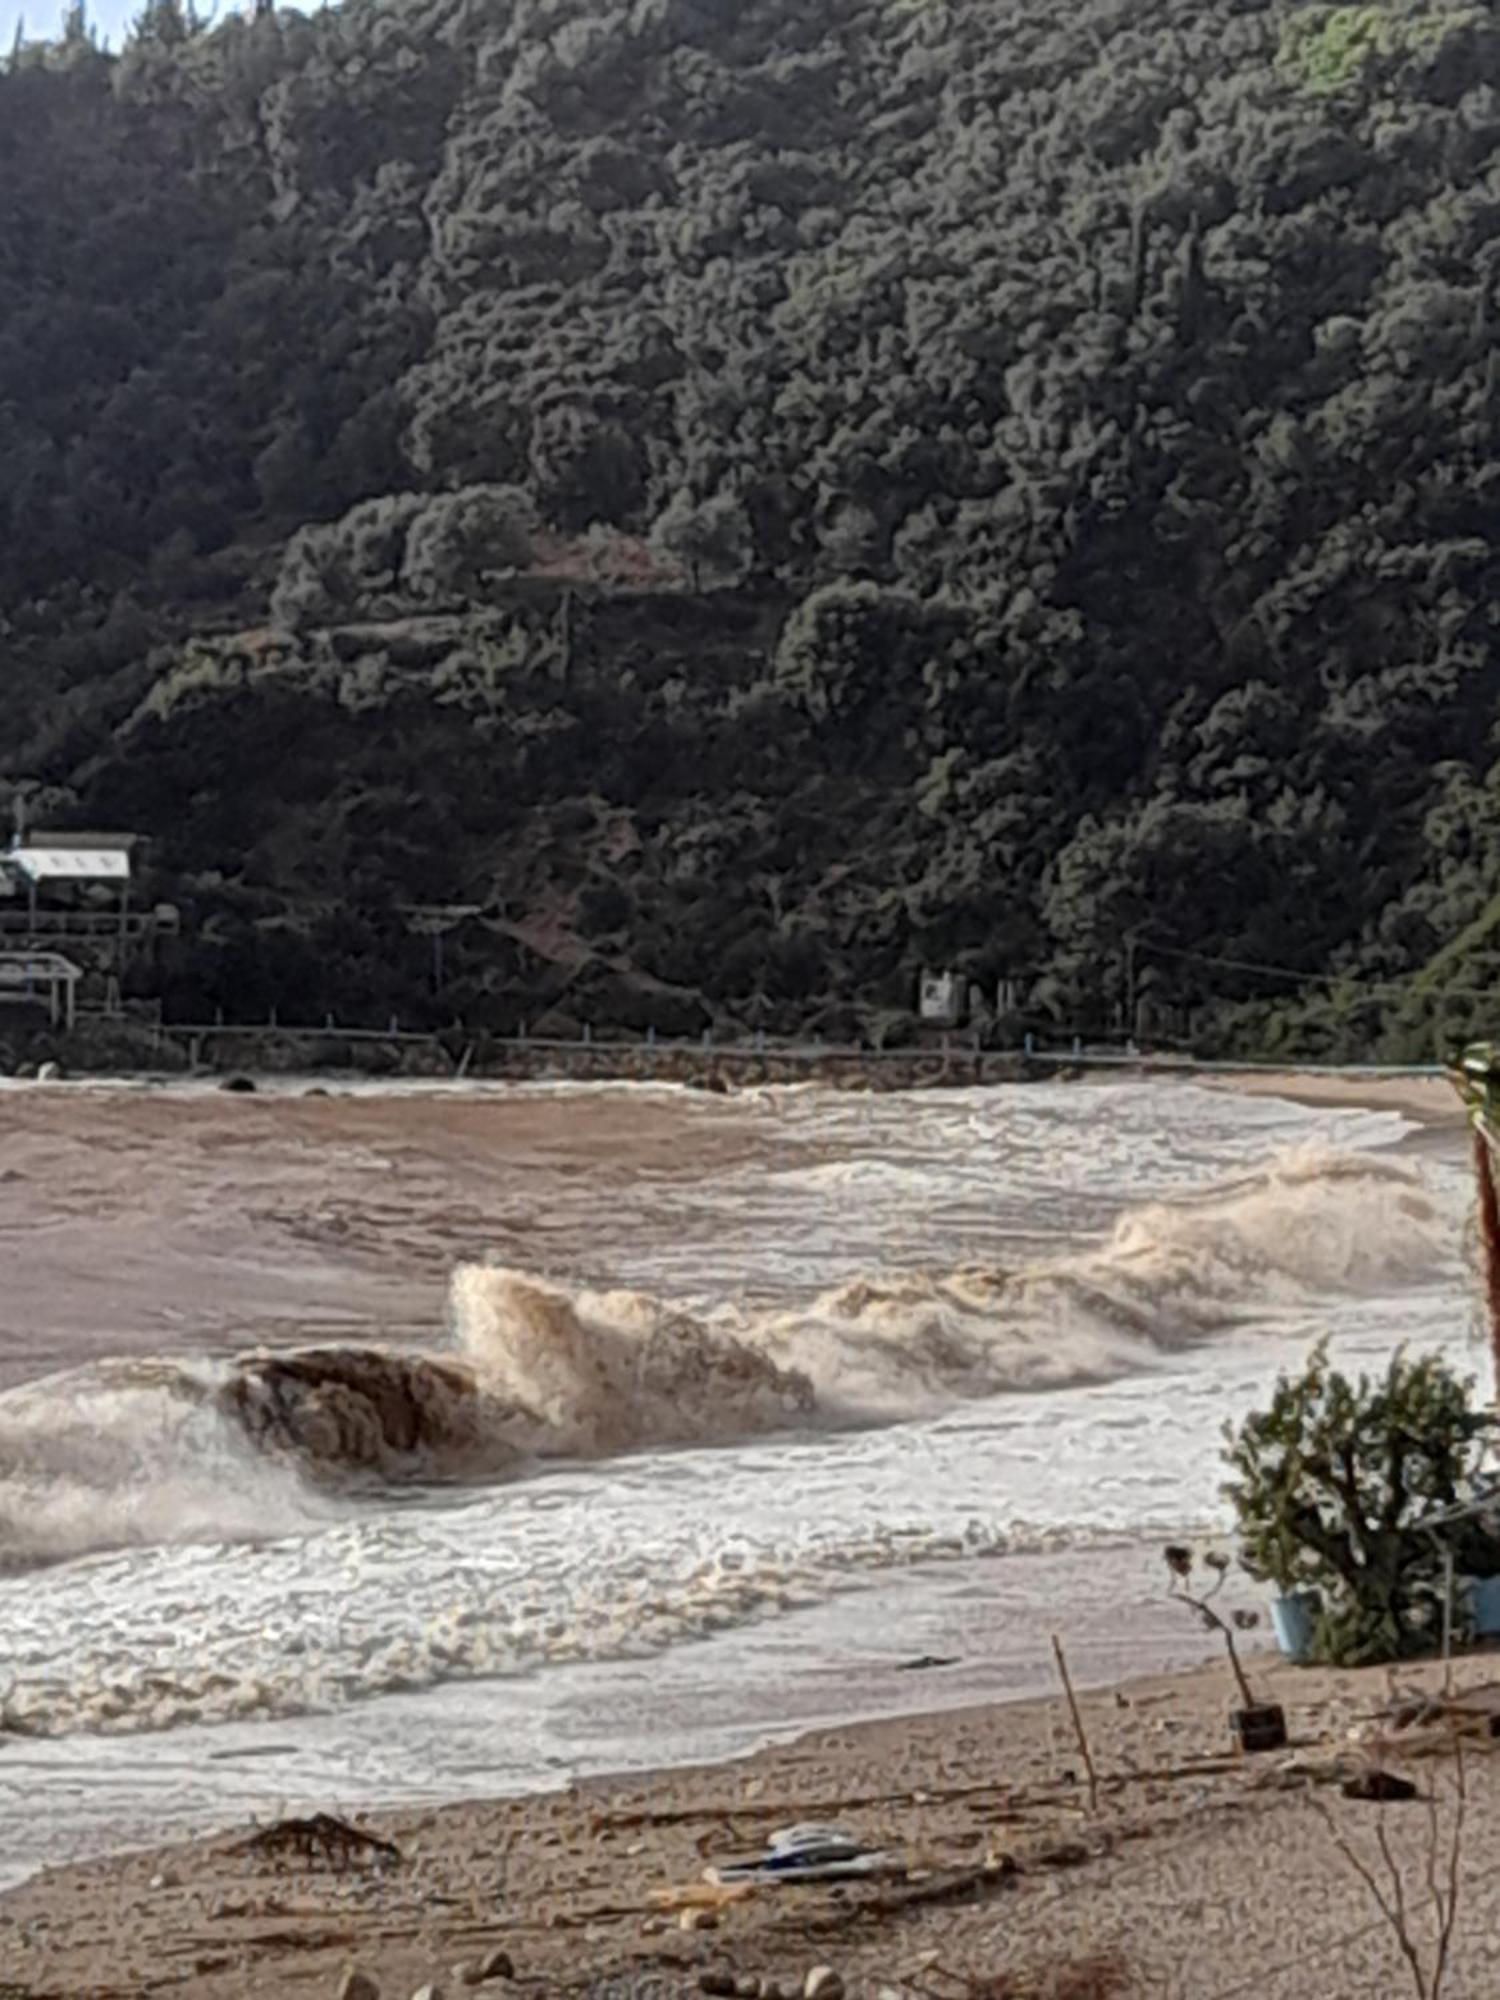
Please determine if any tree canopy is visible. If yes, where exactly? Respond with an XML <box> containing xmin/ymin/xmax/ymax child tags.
<box><xmin>4</xmin><ymin>0</ymin><xmax>1500</xmax><ymax>1044</ymax></box>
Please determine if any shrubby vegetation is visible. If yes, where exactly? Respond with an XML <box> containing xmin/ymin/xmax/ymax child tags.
<box><xmin>1225</xmin><ymin>1347</ymin><xmax>1500</xmax><ymax>1666</ymax></box>
<box><xmin>5</xmin><ymin>0</ymin><xmax>1500</xmax><ymax>1040</ymax></box>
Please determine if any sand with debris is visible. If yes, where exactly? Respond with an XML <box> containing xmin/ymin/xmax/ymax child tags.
<box><xmin>6</xmin><ymin>1645</ymin><xmax>1500</xmax><ymax>1999</ymax></box>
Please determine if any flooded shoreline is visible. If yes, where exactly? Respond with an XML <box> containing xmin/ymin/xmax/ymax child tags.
<box><xmin>0</xmin><ymin>1074</ymin><xmax>1474</xmax><ymax>1883</ymax></box>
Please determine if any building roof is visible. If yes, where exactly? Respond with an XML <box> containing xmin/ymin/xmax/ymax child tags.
<box><xmin>22</xmin><ymin>830</ymin><xmax>138</xmax><ymax>851</ymax></box>
<box><xmin>10</xmin><ymin>845</ymin><xmax>132</xmax><ymax>884</ymax></box>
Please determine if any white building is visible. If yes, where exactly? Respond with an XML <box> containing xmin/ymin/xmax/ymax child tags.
<box><xmin>918</xmin><ymin>969</ymin><xmax>964</xmax><ymax>1028</ymax></box>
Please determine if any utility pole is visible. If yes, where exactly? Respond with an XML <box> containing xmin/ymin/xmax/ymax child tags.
<box><xmin>1124</xmin><ymin>930</ymin><xmax>1143</xmax><ymax>1048</ymax></box>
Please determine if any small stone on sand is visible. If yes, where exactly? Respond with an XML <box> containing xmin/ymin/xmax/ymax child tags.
<box><xmin>464</xmin><ymin>1949</ymin><xmax>514</xmax><ymax>1984</ymax></box>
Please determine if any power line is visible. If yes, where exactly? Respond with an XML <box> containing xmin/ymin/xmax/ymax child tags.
<box><xmin>1141</xmin><ymin>940</ymin><xmax>1500</xmax><ymax>1004</ymax></box>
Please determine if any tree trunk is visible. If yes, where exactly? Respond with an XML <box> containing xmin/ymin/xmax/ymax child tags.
<box><xmin>1474</xmin><ymin>1127</ymin><xmax>1500</xmax><ymax>1402</ymax></box>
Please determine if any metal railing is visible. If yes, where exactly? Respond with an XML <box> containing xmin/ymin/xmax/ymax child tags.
<box><xmin>0</xmin><ymin>950</ymin><xmax>81</xmax><ymax>1029</ymax></box>
<box><xmin>0</xmin><ymin>909</ymin><xmax>176</xmax><ymax>938</ymax></box>
<box><xmin>171</xmin><ymin>1021</ymin><xmax>446</xmax><ymax>1048</ymax></box>
<box><xmin>40</xmin><ymin>1008</ymin><xmax>1457</xmax><ymax>1083</ymax></box>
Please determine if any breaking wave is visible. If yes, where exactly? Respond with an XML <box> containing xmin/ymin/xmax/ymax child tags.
<box><xmin>0</xmin><ymin>1361</ymin><xmax>348</xmax><ymax>1571</ymax></box>
<box><xmin>0</xmin><ymin>1146</ymin><xmax>1457</xmax><ymax>1569</ymax></box>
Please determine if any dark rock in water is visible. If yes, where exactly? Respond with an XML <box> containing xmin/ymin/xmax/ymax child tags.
<box><xmin>698</xmin><ymin>1974</ymin><xmax>737</xmax><ymax>1998</ymax></box>
<box><xmin>337</xmin><ymin>1972</ymin><xmax>382</xmax><ymax>2000</ymax></box>
<box><xmin>220</xmin><ymin>1074</ymin><xmax>258</xmax><ymax>1093</ymax></box>
<box><xmin>895</xmin><ymin>1655</ymin><xmax>959</xmax><ymax>1672</ymax></box>
<box><xmin>687</xmin><ymin>1071</ymin><xmax>730</xmax><ymax>1094</ymax></box>
<box><xmin>304</xmin><ymin>1085</ymin><xmax>331</xmax><ymax>1098</ymax></box>
<box><xmin>1343</xmin><ymin>1769</ymin><xmax>1419</xmax><ymax>1802</ymax></box>
<box><xmin>224</xmin><ymin>1348</ymin><xmax>485</xmax><ymax>1475</ymax></box>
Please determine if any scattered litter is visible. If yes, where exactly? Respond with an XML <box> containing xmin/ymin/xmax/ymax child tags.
<box><xmin>1245</xmin><ymin>1751</ymin><xmax>1352</xmax><ymax>1792</ymax></box>
<box><xmin>227</xmin><ymin>1814</ymin><xmax>402</xmax><ymax>1873</ymax></box>
<box><xmin>1348</xmin><ymin>1688</ymin><xmax>1500</xmax><ymax>1760</ymax></box>
<box><xmin>705</xmin><ymin>1824</ymin><xmax>905</xmax><ymax>1887</ymax></box>
<box><xmin>1342</xmin><ymin>1769</ymin><xmax>1419</xmax><ymax>1802</ymax></box>
<box><xmin>649</xmin><ymin>1881</ymin><xmax>757</xmax><ymax>1913</ymax></box>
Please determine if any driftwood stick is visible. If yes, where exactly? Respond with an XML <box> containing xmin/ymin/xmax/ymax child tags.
<box><xmin>1051</xmin><ymin>1633</ymin><xmax>1100</xmax><ymax>1813</ymax></box>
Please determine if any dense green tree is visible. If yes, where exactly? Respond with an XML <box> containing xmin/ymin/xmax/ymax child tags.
<box><xmin>5</xmin><ymin>0</ymin><xmax>1500</xmax><ymax>1037</ymax></box>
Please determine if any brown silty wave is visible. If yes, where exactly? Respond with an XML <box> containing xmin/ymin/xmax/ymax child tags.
<box><xmin>216</xmin><ymin>1272</ymin><xmax>819</xmax><ymax>1481</ymax></box>
<box><xmin>33</xmin><ymin>1140</ymin><xmax>1466</xmax><ymax>1497</ymax></box>
<box><xmin>211</xmin><ymin>1146</ymin><xmax>1456</xmax><ymax>1482</ymax></box>
<box><xmin>0</xmin><ymin>1147</ymin><xmax>1461</xmax><ymax>1571</ymax></box>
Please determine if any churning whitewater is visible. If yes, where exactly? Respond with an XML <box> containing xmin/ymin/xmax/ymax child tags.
<box><xmin>0</xmin><ymin>1075</ymin><xmax>1477</xmax><ymax>1869</ymax></box>
<box><xmin>0</xmin><ymin>1140</ymin><xmax>1456</xmax><ymax>1572</ymax></box>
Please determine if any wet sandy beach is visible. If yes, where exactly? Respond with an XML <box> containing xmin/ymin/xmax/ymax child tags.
<box><xmin>7</xmin><ymin>1643</ymin><xmax>1500</xmax><ymax>1998</ymax></box>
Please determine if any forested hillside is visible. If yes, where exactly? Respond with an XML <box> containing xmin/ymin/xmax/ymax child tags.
<box><xmin>5</xmin><ymin>0</ymin><xmax>1500</xmax><ymax>1052</ymax></box>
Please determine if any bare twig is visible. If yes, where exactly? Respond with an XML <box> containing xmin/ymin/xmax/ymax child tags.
<box><xmin>1375</xmin><ymin>1816</ymin><xmax>1427</xmax><ymax>1999</ymax></box>
<box><xmin>1164</xmin><ymin>1551</ymin><xmax>1258</xmax><ymax>1707</ymax></box>
<box><xmin>1431</xmin><ymin>1736</ymin><xmax>1466</xmax><ymax>1997</ymax></box>
<box><xmin>1310</xmin><ymin>1726</ymin><xmax>1468</xmax><ymax>2000</ymax></box>
<box><xmin>1311</xmin><ymin>1793</ymin><xmax>1421</xmax><ymax>1996</ymax></box>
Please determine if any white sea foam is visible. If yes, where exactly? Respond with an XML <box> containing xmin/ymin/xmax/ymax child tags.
<box><xmin>0</xmin><ymin>1362</ymin><xmax>344</xmax><ymax>1570</ymax></box>
<box><xmin>0</xmin><ymin>1140</ymin><xmax>1460</xmax><ymax>1572</ymax></box>
<box><xmin>0</xmin><ymin>1508</ymin><xmax>1073</xmax><ymax>1738</ymax></box>
<box><xmin>0</xmin><ymin>1080</ymin><xmax>1475</xmax><ymax>1796</ymax></box>
<box><xmin>449</xmin><ymin>1142</ymin><xmax>1456</xmax><ymax>1424</ymax></box>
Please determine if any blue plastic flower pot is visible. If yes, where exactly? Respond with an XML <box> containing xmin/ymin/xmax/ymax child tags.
<box><xmin>1270</xmin><ymin>1590</ymin><xmax>1320</xmax><ymax>1663</ymax></box>
<box><xmin>1470</xmin><ymin>1576</ymin><xmax>1500</xmax><ymax>1637</ymax></box>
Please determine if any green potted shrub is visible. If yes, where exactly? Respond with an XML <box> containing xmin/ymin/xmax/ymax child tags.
<box><xmin>1224</xmin><ymin>1345</ymin><xmax>1496</xmax><ymax>1667</ymax></box>
<box><xmin>1235</xmin><ymin>1517</ymin><xmax>1322</xmax><ymax>1664</ymax></box>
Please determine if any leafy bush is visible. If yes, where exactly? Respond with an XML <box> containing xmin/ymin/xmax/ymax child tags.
<box><xmin>1278</xmin><ymin>5</ymin><xmax>1399</xmax><ymax>91</ymax></box>
<box><xmin>401</xmin><ymin>485</ymin><xmax>538</xmax><ymax>603</ymax></box>
<box><xmin>1224</xmin><ymin>1346</ymin><xmax>1499</xmax><ymax>1665</ymax></box>
<box><xmin>271</xmin><ymin>496</ymin><xmax>428</xmax><ymax>630</ymax></box>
